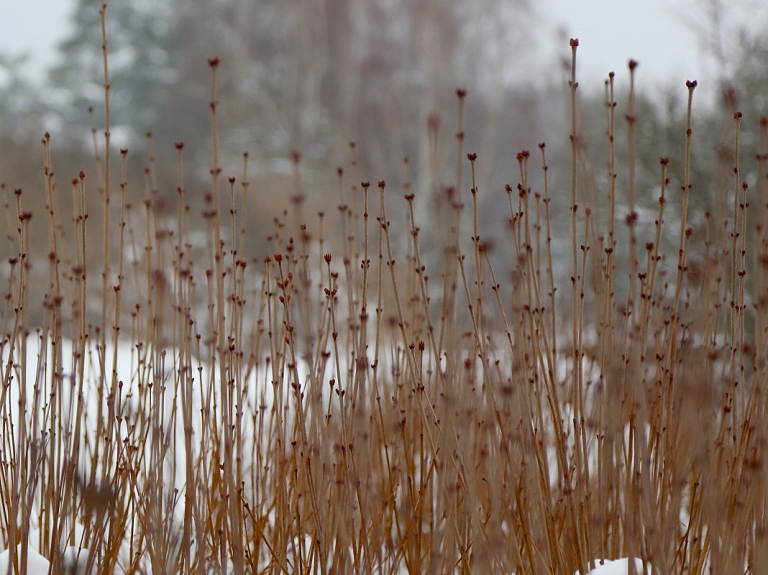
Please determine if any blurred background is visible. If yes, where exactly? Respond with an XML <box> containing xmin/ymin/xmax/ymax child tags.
<box><xmin>2</xmin><ymin>0</ymin><xmax>768</xmax><ymax>304</ymax></box>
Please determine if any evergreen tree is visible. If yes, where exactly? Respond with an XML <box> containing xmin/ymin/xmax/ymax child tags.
<box><xmin>48</xmin><ymin>0</ymin><xmax>535</xmax><ymax>194</ymax></box>
<box><xmin>0</xmin><ymin>53</ymin><xmax>46</xmax><ymax>142</ymax></box>
<box><xmin>49</xmin><ymin>0</ymin><xmax>180</xmax><ymax>148</ymax></box>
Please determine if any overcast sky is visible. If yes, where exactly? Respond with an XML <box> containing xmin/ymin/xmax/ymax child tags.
<box><xmin>1</xmin><ymin>2</ymin><xmax>74</xmax><ymax>81</ymax></box>
<box><xmin>0</xmin><ymin>0</ymin><xmax>764</xmax><ymax>107</ymax></box>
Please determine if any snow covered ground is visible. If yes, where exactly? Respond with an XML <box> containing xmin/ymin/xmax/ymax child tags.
<box><xmin>581</xmin><ymin>558</ymin><xmax>651</xmax><ymax>575</ymax></box>
<box><xmin>0</xmin><ymin>330</ymin><xmax>664</xmax><ymax>573</ymax></box>
<box><xmin>0</xmin><ymin>534</ymin><xmax>89</xmax><ymax>575</ymax></box>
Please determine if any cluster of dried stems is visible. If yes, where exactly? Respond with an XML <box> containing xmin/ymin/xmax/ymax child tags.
<box><xmin>2</xmin><ymin>7</ymin><xmax>768</xmax><ymax>575</ymax></box>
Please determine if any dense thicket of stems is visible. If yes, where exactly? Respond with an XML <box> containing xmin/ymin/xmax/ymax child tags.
<box><xmin>1</xmin><ymin>13</ymin><xmax>768</xmax><ymax>574</ymax></box>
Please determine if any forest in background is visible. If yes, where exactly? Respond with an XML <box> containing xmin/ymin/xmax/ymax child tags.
<box><xmin>3</xmin><ymin>0</ymin><xmax>768</xmax><ymax>318</ymax></box>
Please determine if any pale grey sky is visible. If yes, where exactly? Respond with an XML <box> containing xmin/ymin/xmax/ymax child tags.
<box><xmin>0</xmin><ymin>0</ymin><xmax>756</xmax><ymax>106</ymax></box>
<box><xmin>543</xmin><ymin>0</ymin><xmax>708</xmax><ymax>89</ymax></box>
<box><xmin>0</xmin><ymin>1</ymin><xmax>74</xmax><ymax>82</ymax></box>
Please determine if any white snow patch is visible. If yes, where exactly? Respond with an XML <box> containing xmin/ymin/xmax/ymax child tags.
<box><xmin>0</xmin><ymin>545</ymin><xmax>51</xmax><ymax>574</ymax></box>
<box><xmin>579</xmin><ymin>557</ymin><xmax>652</xmax><ymax>575</ymax></box>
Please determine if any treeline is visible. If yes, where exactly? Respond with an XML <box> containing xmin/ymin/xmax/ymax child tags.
<box><xmin>2</xmin><ymin>0</ymin><xmax>768</xmax><ymax>301</ymax></box>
